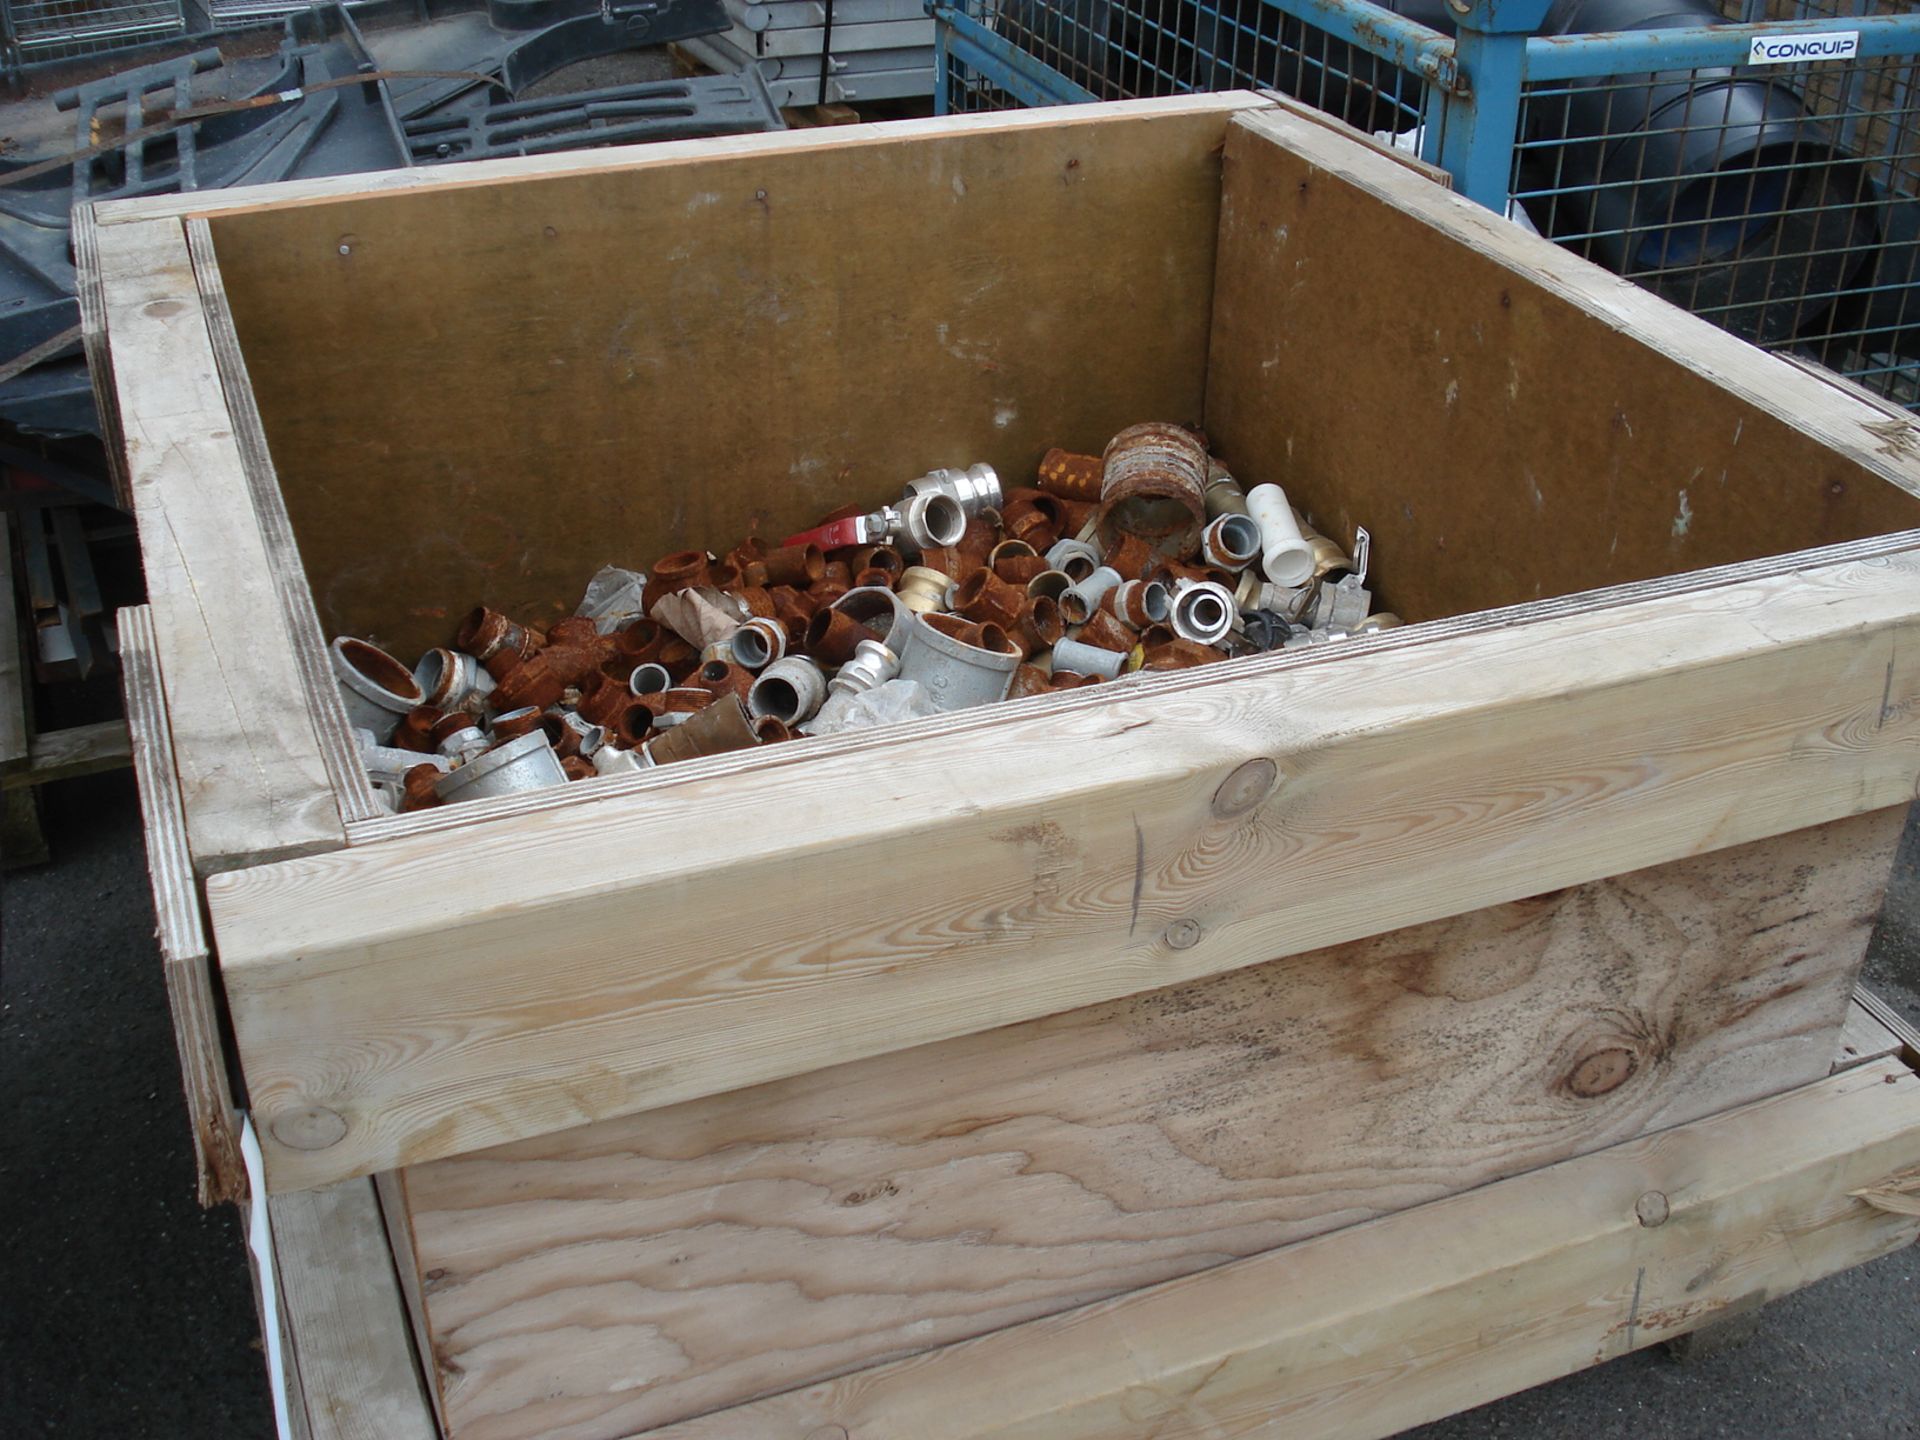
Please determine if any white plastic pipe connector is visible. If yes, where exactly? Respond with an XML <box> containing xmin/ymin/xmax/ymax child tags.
<box><xmin>1245</xmin><ymin>483</ymin><xmax>1316</xmax><ymax>587</ymax></box>
<box><xmin>749</xmin><ymin>656</ymin><xmax>828</xmax><ymax>724</ymax></box>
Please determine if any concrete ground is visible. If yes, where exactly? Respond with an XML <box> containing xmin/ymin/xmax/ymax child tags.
<box><xmin>3</xmin><ymin>771</ymin><xmax>1918</xmax><ymax>1439</ymax></box>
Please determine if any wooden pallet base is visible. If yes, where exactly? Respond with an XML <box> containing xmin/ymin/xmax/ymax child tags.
<box><xmin>258</xmin><ymin>1001</ymin><xmax>1920</xmax><ymax>1440</ymax></box>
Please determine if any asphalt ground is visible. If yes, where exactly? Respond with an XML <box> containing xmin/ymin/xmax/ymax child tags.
<box><xmin>3</xmin><ymin>770</ymin><xmax>1917</xmax><ymax>1439</ymax></box>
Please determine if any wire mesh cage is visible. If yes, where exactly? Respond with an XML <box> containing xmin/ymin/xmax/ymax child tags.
<box><xmin>1</xmin><ymin>0</ymin><xmax>187</xmax><ymax>67</ymax></box>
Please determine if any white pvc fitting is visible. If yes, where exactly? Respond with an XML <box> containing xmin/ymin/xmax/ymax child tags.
<box><xmin>1171</xmin><ymin>580</ymin><xmax>1236</xmax><ymax>647</ymax></box>
<box><xmin>1050</xmin><ymin>637</ymin><xmax>1127</xmax><ymax>680</ymax></box>
<box><xmin>749</xmin><ymin>656</ymin><xmax>828</xmax><ymax>724</ymax></box>
<box><xmin>1245</xmin><ymin>484</ymin><xmax>1316</xmax><ymax>587</ymax></box>
<box><xmin>1059</xmin><ymin>565</ymin><xmax>1122</xmax><ymax>626</ymax></box>
<box><xmin>728</xmin><ymin>617</ymin><xmax>788</xmax><ymax>671</ymax></box>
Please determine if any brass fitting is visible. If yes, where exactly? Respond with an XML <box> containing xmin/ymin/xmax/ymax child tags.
<box><xmin>897</xmin><ymin>566</ymin><xmax>953</xmax><ymax>615</ymax></box>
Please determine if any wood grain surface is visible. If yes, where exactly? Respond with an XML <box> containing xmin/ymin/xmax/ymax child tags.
<box><xmin>390</xmin><ymin>809</ymin><xmax>1899</xmax><ymax>1440</ymax></box>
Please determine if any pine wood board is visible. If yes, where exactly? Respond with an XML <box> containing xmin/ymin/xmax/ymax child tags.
<box><xmin>390</xmin><ymin>810</ymin><xmax>1900</xmax><ymax>1440</ymax></box>
<box><xmin>1</xmin><ymin>718</ymin><xmax>131</xmax><ymax>789</ymax></box>
<box><xmin>646</xmin><ymin>1059</ymin><xmax>1920</xmax><ymax>1440</ymax></box>
<box><xmin>95</xmin><ymin>217</ymin><xmax>345</xmax><ymax>873</ymax></box>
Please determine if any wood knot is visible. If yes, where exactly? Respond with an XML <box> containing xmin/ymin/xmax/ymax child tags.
<box><xmin>1212</xmin><ymin>758</ymin><xmax>1277</xmax><ymax>819</ymax></box>
<box><xmin>1164</xmin><ymin>918</ymin><xmax>1203</xmax><ymax>950</ymax></box>
<box><xmin>1565</xmin><ymin>1046</ymin><xmax>1638</xmax><ymax>1099</ymax></box>
<box><xmin>1636</xmin><ymin>1191</ymin><xmax>1670</xmax><ymax>1227</ymax></box>
<box><xmin>269</xmin><ymin>1104</ymin><xmax>349</xmax><ymax>1151</ymax></box>
<box><xmin>141</xmin><ymin>298</ymin><xmax>186</xmax><ymax>319</ymax></box>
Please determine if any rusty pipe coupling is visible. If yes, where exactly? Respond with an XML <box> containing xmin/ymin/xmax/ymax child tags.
<box><xmin>1096</xmin><ymin>422</ymin><xmax>1208</xmax><ymax>561</ymax></box>
<box><xmin>726</xmin><ymin>617</ymin><xmax>788</xmax><ymax>671</ymax></box>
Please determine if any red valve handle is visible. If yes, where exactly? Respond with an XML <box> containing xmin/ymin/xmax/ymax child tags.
<box><xmin>780</xmin><ymin>515</ymin><xmax>870</xmax><ymax>550</ymax></box>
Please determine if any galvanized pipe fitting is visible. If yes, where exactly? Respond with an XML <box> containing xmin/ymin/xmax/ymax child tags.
<box><xmin>1106</xmin><ymin>578</ymin><xmax>1172</xmax><ymax>628</ymax></box>
<box><xmin>1059</xmin><ymin>565</ymin><xmax>1123</xmax><ymax>626</ymax></box>
<box><xmin>628</xmin><ymin>662</ymin><xmax>673</xmax><ymax>699</ymax></box>
<box><xmin>896</xmin><ymin>566</ymin><xmax>952</xmax><ymax>615</ymax></box>
<box><xmin>1096</xmin><ymin>422</ymin><xmax>1208</xmax><ymax>560</ymax></box>
<box><xmin>1045</xmin><ymin>538</ymin><xmax>1101</xmax><ymax>582</ymax></box>
<box><xmin>331</xmin><ymin>637</ymin><xmax>426</xmax><ymax>744</ymax></box>
<box><xmin>646</xmin><ymin>694</ymin><xmax>762</xmax><ymax>766</ymax></box>
<box><xmin>594</xmin><ymin>745</ymin><xmax>646</xmax><ymax>776</ymax></box>
<box><xmin>727</xmin><ymin>617</ymin><xmax>788</xmax><ymax>671</ymax></box>
<box><xmin>1200</xmin><ymin>514</ymin><xmax>1263</xmax><ymax>572</ymax></box>
<box><xmin>434</xmin><ymin>730</ymin><xmax>567</xmax><ymax>803</ymax></box>
<box><xmin>1036</xmin><ymin>447</ymin><xmax>1105</xmax><ymax>502</ymax></box>
<box><xmin>899</xmin><ymin>611</ymin><xmax>1021</xmax><ymax>710</ymax></box>
<box><xmin>1245</xmin><ymin>483</ymin><xmax>1316</xmax><ymax>587</ymax></box>
<box><xmin>456</xmin><ymin>606</ymin><xmax>540</xmax><ymax>667</ymax></box>
<box><xmin>1171</xmin><ymin>579</ymin><xmax>1237</xmax><ymax>647</ymax></box>
<box><xmin>1204</xmin><ymin>461</ymin><xmax>1250</xmax><ymax>519</ymax></box>
<box><xmin>828</xmin><ymin>638</ymin><xmax>901</xmax><ymax>699</ymax></box>
<box><xmin>829</xmin><ymin>586</ymin><xmax>915</xmax><ymax>656</ymax></box>
<box><xmin>749</xmin><ymin>655</ymin><xmax>829</xmax><ymax>725</ymax></box>
<box><xmin>1050</xmin><ymin>636</ymin><xmax>1128</xmax><ymax>681</ymax></box>
<box><xmin>413</xmin><ymin>647</ymin><xmax>496</xmax><ymax>714</ymax></box>
<box><xmin>905</xmin><ymin>462</ymin><xmax>1001</xmax><ymax>518</ymax></box>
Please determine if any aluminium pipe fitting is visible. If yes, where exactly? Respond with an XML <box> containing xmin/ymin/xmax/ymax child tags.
<box><xmin>1045</xmin><ymin>538</ymin><xmax>1101</xmax><ymax>582</ymax></box>
<box><xmin>866</xmin><ymin>491</ymin><xmax>967</xmax><ymax>557</ymax></box>
<box><xmin>1245</xmin><ymin>484</ymin><xmax>1316</xmax><ymax>587</ymax></box>
<box><xmin>1170</xmin><ymin>579</ymin><xmax>1237</xmax><ymax>647</ymax></box>
<box><xmin>413</xmin><ymin>647</ymin><xmax>496</xmax><ymax>714</ymax></box>
<box><xmin>433</xmin><ymin>730</ymin><xmax>567</xmax><ymax>803</ymax></box>
<box><xmin>331</xmin><ymin>637</ymin><xmax>425</xmax><ymax>745</ymax></box>
<box><xmin>904</xmin><ymin>462</ymin><xmax>1001</xmax><ymax>518</ymax></box>
<box><xmin>749</xmin><ymin>655</ymin><xmax>829</xmax><ymax>725</ymax></box>
<box><xmin>898</xmin><ymin>613</ymin><xmax>1021</xmax><ymax>711</ymax></box>
<box><xmin>828</xmin><ymin>638</ymin><xmax>901</xmax><ymax>699</ymax></box>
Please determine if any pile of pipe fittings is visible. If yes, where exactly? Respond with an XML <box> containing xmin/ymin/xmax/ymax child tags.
<box><xmin>330</xmin><ymin>422</ymin><xmax>1396</xmax><ymax>811</ymax></box>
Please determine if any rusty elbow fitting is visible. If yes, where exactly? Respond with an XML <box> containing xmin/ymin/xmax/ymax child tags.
<box><xmin>829</xmin><ymin>586</ymin><xmax>916</xmax><ymax>657</ymax></box>
<box><xmin>1007</xmin><ymin>662</ymin><xmax>1052</xmax><ymax>700</ymax></box>
<box><xmin>1095</xmin><ymin>423</ymin><xmax>1208</xmax><ymax>562</ymax></box>
<box><xmin>1036</xmin><ymin>447</ymin><xmax>1104</xmax><ymax>503</ymax></box>
<box><xmin>806</xmin><ymin>607</ymin><xmax>881</xmax><ymax>667</ymax></box>
<box><xmin>749</xmin><ymin>655</ymin><xmax>828</xmax><ymax>725</ymax></box>
<box><xmin>392</xmin><ymin>704</ymin><xmax>447</xmax><ymax>753</ymax></box>
<box><xmin>1076</xmin><ymin>608</ymin><xmax>1140</xmax><ymax>655</ymax></box>
<box><xmin>1001</xmin><ymin>489</ymin><xmax>1063</xmax><ymax>552</ymax></box>
<box><xmin>642</xmin><ymin>551</ymin><xmax>712</xmax><ymax>611</ymax></box>
<box><xmin>456</xmin><ymin>606</ymin><xmax>541</xmax><ymax>666</ymax></box>
<box><xmin>1140</xmin><ymin>639</ymin><xmax>1227</xmax><ymax>671</ymax></box>
<box><xmin>695</xmin><ymin>659</ymin><xmax>755</xmax><ymax>702</ymax></box>
<box><xmin>1014</xmin><ymin>596</ymin><xmax>1064</xmax><ymax>658</ymax></box>
<box><xmin>953</xmin><ymin>567</ymin><xmax>1026</xmax><ymax>631</ymax></box>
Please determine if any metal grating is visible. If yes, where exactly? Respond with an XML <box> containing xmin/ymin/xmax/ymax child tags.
<box><xmin>2</xmin><ymin>0</ymin><xmax>185</xmax><ymax>64</ymax></box>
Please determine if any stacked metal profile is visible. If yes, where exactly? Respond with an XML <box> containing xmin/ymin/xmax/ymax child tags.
<box><xmin>679</xmin><ymin>0</ymin><xmax>935</xmax><ymax>105</ymax></box>
<box><xmin>931</xmin><ymin>0</ymin><xmax>1920</xmax><ymax>410</ymax></box>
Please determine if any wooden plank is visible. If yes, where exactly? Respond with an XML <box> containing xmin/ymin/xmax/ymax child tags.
<box><xmin>371</xmin><ymin>1171</ymin><xmax>451</xmax><ymax>1439</ymax></box>
<box><xmin>1834</xmin><ymin>990</ymin><xmax>1908</xmax><ymax>1072</ymax></box>
<box><xmin>269</xmin><ymin>1177</ymin><xmax>439</xmax><ymax>1440</ymax></box>
<box><xmin>96</xmin><ymin>217</ymin><xmax>345</xmax><ymax>873</ymax></box>
<box><xmin>394</xmin><ymin>810</ymin><xmax>1899</xmax><ymax>1440</ymax></box>
<box><xmin>1857</xmin><ymin>985</ymin><xmax>1920</xmax><ymax>1068</ymax></box>
<box><xmin>1205</xmin><ymin>108</ymin><xmax>1920</xmax><ymax>626</ymax></box>
<box><xmin>182</xmin><ymin>220</ymin><xmax>384</xmax><ymax>826</ymax></box>
<box><xmin>0</xmin><ymin>511</ymin><xmax>27</xmax><ymax>774</ymax></box>
<box><xmin>73</xmin><ymin>203</ymin><xmax>133</xmax><ymax>511</ymax></box>
<box><xmin>210</xmin><ymin>545</ymin><xmax>1920</xmax><ymax>1192</ymax></box>
<box><xmin>647</xmin><ymin>1059</ymin><xmax>1920</xmax><ymax>1440</ymax></box>
<box><xmin>1</xmin><ymin>718</ymin><xmax>132</xmax><ymax>788</ymax></box>
<box><xmin>118</xmin><ymin>604</ymin><xmax>248</xmax><ymax>1206</ymax></box>
<box><xmin>188</xmin><ymin>97</ymin><xmax>1252</xmax><ymax>658</ymax></box>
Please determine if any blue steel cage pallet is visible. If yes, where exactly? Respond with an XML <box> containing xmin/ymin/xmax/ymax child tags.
<box><xmin>933</xmin><ymin>0</ymin><xmax>1920</xmax><ymax>409</ymax></box>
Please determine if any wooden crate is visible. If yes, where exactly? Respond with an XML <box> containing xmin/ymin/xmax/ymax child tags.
<box><xmin>90</xmin><ymin>94</ymin><xmax>1920</xmax><ymax>1438</ymax></box>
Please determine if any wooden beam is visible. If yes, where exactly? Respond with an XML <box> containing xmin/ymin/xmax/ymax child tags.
<box><xmin>210</xmin><ymin>543</ymin><xmax>1920</xmax><ymax>1192</ymax></box>
<box><xmin>118</xmin><ymin>604</ymin><xmax>247</xmax><ymax>1206</ymax></box>
<box><xmin>0</xmin><ymin>719</ymin><xmax>132</xmax><ymax>789</ymax></box>
<box><xmin>646</xmin><ymin>1059</ymin><xmax>1920</xmax><ymax>1440</ymax></box>
<box><xmin>1834</xmin><ymin>987</ymin><xmax>1911</xmax><ymax>1073</ymax></box>
<box><xmin>96</xmin><ymin>217</ymin><xmax>344</xmax><ymax>873</ymax></box>
<box><xmin>389</xmin><ymin>811</ymin><xmax>1899</xmax><ymax>1440</ymax></box>
<box><xmin>268</xmin><ymin>1178</ymin><xmax>438</xmax><ymax>1440</ymax></box>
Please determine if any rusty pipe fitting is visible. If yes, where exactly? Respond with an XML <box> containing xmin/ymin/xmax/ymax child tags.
<box><xmin>610</xmin><ymin>618</ymin><xmax>667</xmax><ymax>666</ymax></box>
<box><xmin>1014</xmin><ymin>596</ymin><xmax>1064</xmax><ymax>658</ymax></box>
<box><xmin>988</xmin><ymin>538</ymin><xmax>1036</xmax><ymax>567</ymax></box>
<box><xmin>1096</xmin><ymin>423</ymin><xmax>1208</xmax><ymax>561</ymax></box>
<box><xmin>1059</xmin><ymin>566</ymin><xmax>1122</xmax><ymax>626</ymax></box>
<box><xmin>761</xmin><ymin>543</ymin><xmax>826</xmax><ymax>588</ymax></box>
<box><xmin>1001</xmin><ymin>490</ymin><xmax>1063</xmax><ymax>552</ymax></box>
<box><xmin>413</xmin><ymin>647</ymin><xmax>496</xmax><ymax>714</ymax></box>
<box><xmin>392</xmin><ymin>704</ymin><xmax>447</xmax><ymax>753</ymax></box>
<box><xmin>646</xmin><ymin>695</ymin><xmax>761</xmax><ymax>766</ymax></box>
<box><xmin>732</xmin><ymin>585</ymin><xmax>777</xmax><ymax>619</ymax></box>
<box><xmin>541</xmin><ymin>710</ymin><xmax>605</xmax><ymax>761</ymax></box>
<box><xmin>1050</xmin><ymin>670</ymin><xmax>1106</xmax><ymax>690</ymax></box>
<box><xmin>749</xmin><ymin>655</ymin><xmax>829</xmax><ymax>725</ymax></box>
<box><xmin>486</xmin><ymin>706</ymin><xmax>542</xmax><ymax>744</ymax></box>
<box><xmin>657</xmin><ymin>686</ymin><xmax>716</xmax><ymax>716</ymax></box>
<box><xmin>754</xmin><ymin>715</ymin><xmax>793</xmax><ymax>744</ymax></box>
<box><xmin>1105</xmin><ymin>578</ymin><xmax>1172</xmax><ymax>628</ymax></box>
<box><xmin>400</xmin><ymin>762</ymin><xmax>444</xmax><ymax>812</ymax></box>
<box><xmin>1007</xmin><ymin>663</ymin><xmax>1052</xmax><ymax>700</ymax></box>
<box><xmin>491</xmin><ymin>651</ymin><xmax>570</xmax><ymax>713</ymax></box>
<box><xmin>1102</xmin><ymin>532</ymin><xmax>1154</xmax><ymax>583</ymax></box>
<box><xmin>807</xmin><ymin>607</ymin><xmax>881</xmax><ymax>667</ymax></box>
<box><xmin>829</xmin><ymin>586</ymin><xmax>915</xmax><ymax>657</ymax></box>
<box><xmin>994</xmin><ymin>554</ymin><xmax>1049</xmax><ymax>587</ymax></box>
<box><xmin>576</xmin><ymin>673</ymin><xmax>637</xmax><ymax>728</ymax></box>
<box><xmin>546</xmin><ymin>616</ymin><xmax>603</xmax><ymax>652</ymax></box>
<box><xmin>1200</xmin><ymin>514</ymin><xmax>1263</xmax><ymax>572</ymax></box>
<box><xmin>456</xmin><ymin>606</ymin><xmax>541</xmax><ymax>667</ymax></box>
<box><xmin>331</xmin><ymin>637</ymin><xmax>425</xmax><ymax>744</ymax></box>
<box><xmin>728</xmin><ymin>617</ymin><xmax>788</xmax><ymax>671</ymax></box>
<box><xmin>434</xmin><ymin>730</ymin><xmax>567</xmax><ymax>804</ymax></box>
<box><xmin>1076</xmin><ymin>608</ymin><xmax>1140</xmax><ymax>655</ymax></box>
<box><xmin>1140</xmin><ymin>639</ymin><xmax>1227</xmax><ymax>671</ymax></box>
<box><xmin>897</xmin><ymin>566</ymin><xmax>953</xmax><ymax>615</ymax></box>
<box><xmin>905</xmin><ymin>462</ymin><xmax>1001</xmax><ymax>518</ymax></box>
<box><xmin>953</xmin><ymin>567</ymin><xmax>1026</xmax><ymax>631</ymax></box>
<box><xmin>1171</xmin><ymin>579</ymin><xmax>1237</xmax><ymax>647</ymax></box>
<box><xmin>1036</xmin><ymin>447</ymin><xmax>1104</xmax><ymax>502</ymax></box>
<box><xmin>560</xmin><ymin>755</ymin><xmax>597</xmax><ymax>782</ymax></box>
<box><xmin>828</xmin><ymin>638</ymin><xmax>902</xmax><ymax>699</ymax></box>
<box><xmin>726</xmin><ymin>536</ymin><xmax>768</xmax><ymax>574</ymax></box>
<box><xmin>695</xmin><ymin>659</ymin><xmax>755</xmax><ymax>702</ymax></box>
<box><xmin>1050</xmin><ymin>636</ymin><xmax>1127</xmax><ymax>680</ymax></box>
<box><xmin>809</xmin><ymin>579</ymin><xmax>851</xmax><ymax>612</ymax></box>
<box><xmin>899</xmin><ymin>612</ymin><xmax>1020</xmax><ymax>710</ymax></box>
<box><xmin>1026</xmin><ymin>569</ymin><xmax>1073</xmax><ymax>604</ymax></box>
<box><xmin>1045</xmin><ymin>538</ymin><xmax>1100</xmax><ymax>582</ymax></box>
<box><xmin>359</xmin><ymin>735</ymin><xmax>451</xmax><ymax>788</ymax></box>
<box><xmin>768</xmin><ymin>585</ymin><xmax>818</xmax><ymax>641</ymax></box>
<box><xmin>605</xmin><ymin>700</ymin><xmax>652</xmax><ymax>749</ymax></box>
<box><xmin>642</xmin><ymin>551</ymin><xmax>711</xmax><ymax>611</ymax></box>
<box><xmin>429</xmin><ymin>711</ymin><xmax>487</xmax><ymax>758</ymax></box>
<box><xmin>851</xmin><ymin>567</ymin><xmax>893</xmax><ymax>590</ymax></box>
<box><xmin>849</xmin><ymin>545</ymin><xmax>905</xmax><ymax>581</ymax></box>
